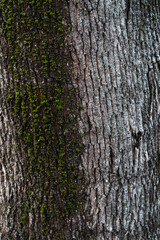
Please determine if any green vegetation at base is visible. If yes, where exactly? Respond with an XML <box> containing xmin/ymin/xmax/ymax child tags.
<box><xmin>0</xmin><ymin>0</ymin><xmax>84</xmax><ymax>238</ymax></box>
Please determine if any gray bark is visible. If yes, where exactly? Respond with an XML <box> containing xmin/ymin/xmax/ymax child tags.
<box><xmin>69</xmin><ymin>0</ymin><xmax>160</xmax><ymax>239</ymax></box>
<box><xmin>0</xmin><ymin>0</ymin><xmax>160</xmax><ymax>239</ymax></box>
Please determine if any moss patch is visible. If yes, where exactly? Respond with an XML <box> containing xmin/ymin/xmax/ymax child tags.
<box><xmin>0</xmin><ymin>0</ymin><xmax>85</xmax><ymax>238</ymax></box>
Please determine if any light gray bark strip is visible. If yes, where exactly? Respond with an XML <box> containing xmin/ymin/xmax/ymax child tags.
<box><xmin>69</xmin><ymin>0</ymin><xmax>160</xmax><ymax>239</ymax></box>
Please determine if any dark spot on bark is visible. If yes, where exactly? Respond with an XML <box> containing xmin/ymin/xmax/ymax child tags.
<box><xmin>88</xmin><ymin>116</ymin><xmax>92</xmax><ymax>131</ymax></box>
<box><xmin>132</xmin><ymin>130</ymin><xmax>142</xmax><ymax>148</ymax></box>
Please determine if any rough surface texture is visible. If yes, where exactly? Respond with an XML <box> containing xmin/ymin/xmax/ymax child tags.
<box><xmin>69</xmin><ymin>0</ymin><xmax>160</xmax><ymax>239</ymax></box>
<box><xmin>0</xmin><ymin>0</ymin><xmax>160</xmax><ymax>239</ymax></box>
<box><xmin>0</xmin><ymin>1</ymin><xmax>87</xmax><ymax>239</ymax></box>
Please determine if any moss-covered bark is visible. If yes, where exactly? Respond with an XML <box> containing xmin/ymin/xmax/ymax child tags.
<box><xmin>0</xmin><ymin>0</ymin><xmax>86</xmax><ymax>239</ymax></box>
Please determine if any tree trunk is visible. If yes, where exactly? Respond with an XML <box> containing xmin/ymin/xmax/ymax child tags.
<box><xmin>0</xmin><ymin>0</ymin><xmax>160</xmax><ymax>239</ymax></box>
<box><xmin>68</xmin><ymin>0</ymin><xmax>160</xmax><ymax>239</ymax></box>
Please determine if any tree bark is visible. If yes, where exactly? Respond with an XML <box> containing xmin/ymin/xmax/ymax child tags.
<box><xmin>69</xmin><ymin>0</ymin><xmax>160</xmax><ymax>239</ymax></box>
<box><xmin>0</xmin><ymin>0</ymin><xmax>160</xmax><ymax>239</ymax></box>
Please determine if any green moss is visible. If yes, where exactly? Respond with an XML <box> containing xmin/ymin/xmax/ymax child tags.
<box><xmin>20</xmin><ymin>215</ymin><xmax>27</xmax><ymax>226</ymax></box>
<box><xmin>1</xmin><ymin>0</ymin><xmax>85</xmax><ymax>238</ymax></box>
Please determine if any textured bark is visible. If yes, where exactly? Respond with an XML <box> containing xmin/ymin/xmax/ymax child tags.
<box><xmin>69</xmin><ymin>0</ymin><xmax>160</xmax><ymax>239</ymax></box>
<box><xmin>0</xmin><ymin>0</ymin><xmax>160</xmax><ymax>240</ymax></box>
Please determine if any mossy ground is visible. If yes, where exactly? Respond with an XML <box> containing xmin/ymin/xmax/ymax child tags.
<box><xmin>0</xmin><ymin>0</ymin><xmax>84</xmax><ymax>238</ymax></box>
